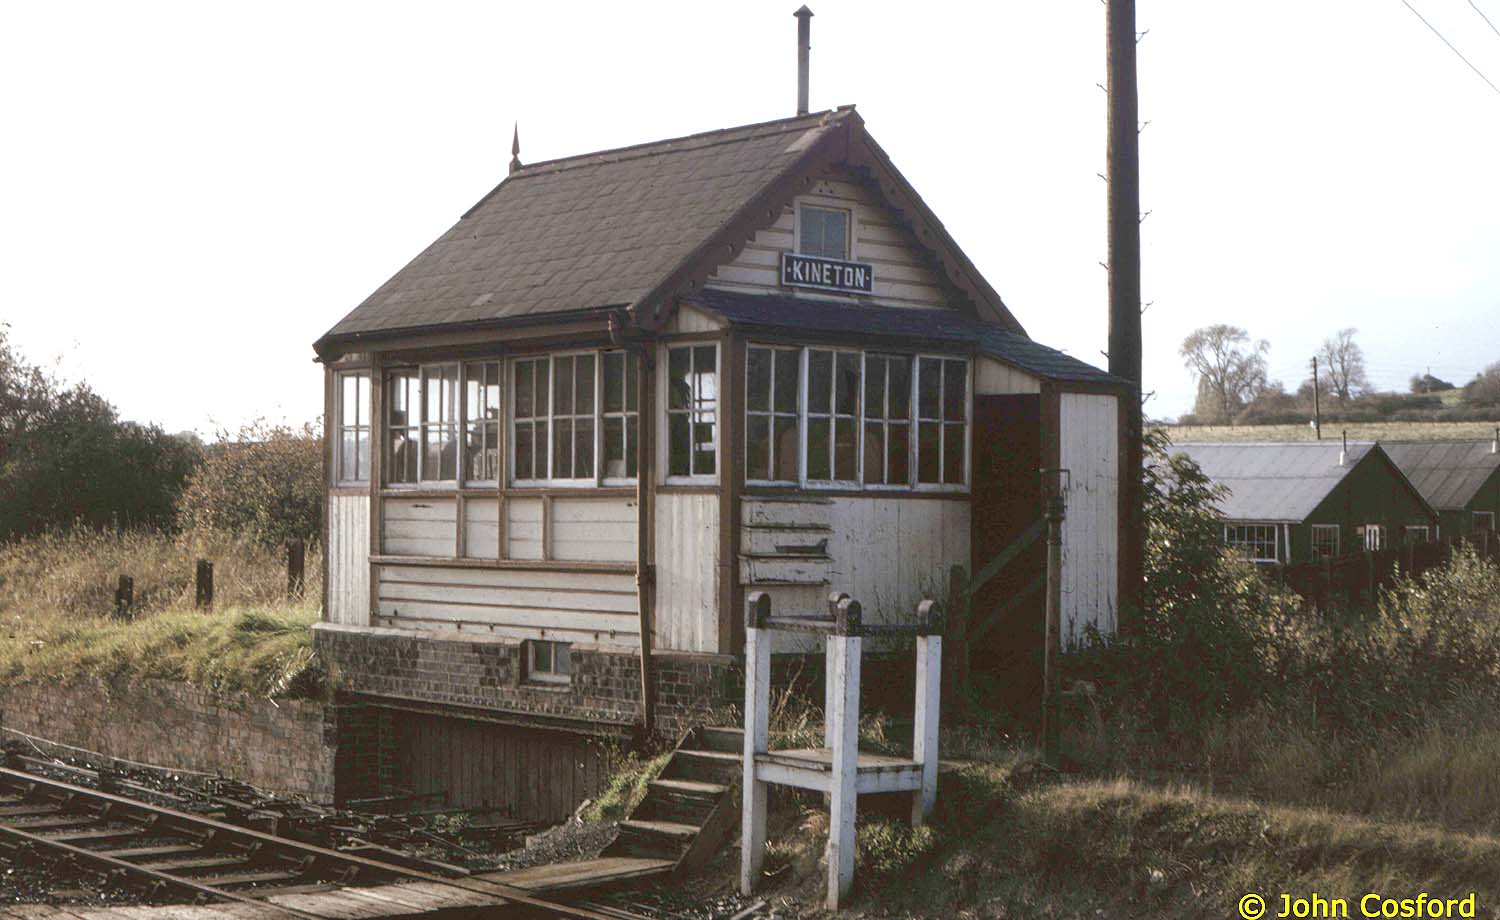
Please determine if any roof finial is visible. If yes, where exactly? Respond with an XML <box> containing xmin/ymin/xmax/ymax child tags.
<box><xmin>509</xmin><ymin>122</ymin><xmax>522</xmax><ymax>175</ymax></box>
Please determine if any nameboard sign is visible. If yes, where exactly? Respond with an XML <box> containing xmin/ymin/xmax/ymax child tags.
<box><xmin>780</xmin><ymin>252</ymin><xmax>874</xmax><ymax>294</ymax></box>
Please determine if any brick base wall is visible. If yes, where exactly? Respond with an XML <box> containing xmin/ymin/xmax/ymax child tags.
<box><xmin>0</xmin><ymin>677</ymin><xmax>339</xmax><ymax>803</ymax></box>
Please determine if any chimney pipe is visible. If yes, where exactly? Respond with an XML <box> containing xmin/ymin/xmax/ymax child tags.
<box><xmin>795</xmin><ymin>6</ymin><xmax>813</xmax><ymax>116</ymax></box>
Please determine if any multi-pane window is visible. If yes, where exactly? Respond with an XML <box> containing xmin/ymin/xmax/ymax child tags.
<box><xmin>1403</xmin><ymin>525</ymin><xmax>1429</xmax><ymax>545</ymax></box>
<box><xmin>807</xmin><ymin>350</ymin><xmax>862</xmax><ymax>483</ymax></box>
<box><xmin>419</xmin><ymin>365</ymin><xmax>459</xmax><ymax>482</ymax></box>
<box><xmin>336</xmin><ymin>371</ymin><xmax>371</xmax><ymax>484</ymax></box>
<box><xmin>512</xmin><ymin>358</ymin><xmax>550</xmax><ymax>482</ymax></box>
<box><xmin>464</xmin><ymin>362</ymin><xmax>501</xmax><ymax>483</ymax></box>
<box><xmin>525</xmin><ymin>640</ymin><xmax>573</xmax><ymax>684</ymax></box>
<box><xmin>863</xmin><ymin>355</ymin><xmax>913</xmax><ymax>486</ymax></box>
<box><xmin>798</xmin><ymin>204</ymin><xmax>850</xmax><ymax>259</ymax></box>
<box><xmin>1363</xmin><ymin>524</ymin><xmax>1386</xmax><ymax>551</ymax></box>
<box><xmin>1310</xmin><ymin>524</ymin><xmax>1339</xmax><ymax>560</ymax></box>
<box><xmin>745</xmin><ymin>346</ymin><xmax>801</xmax><ymax>483</ymax></box>
<box><xmin>1225</xmin><ymin>524</ymin><xmax>1278</xmax><ymax>563</ymax></box>
<box><xmin>386</xmin><ymin>368</ymin><xmax>421</xmax><ymax>485</ymax></box>
<box><xmin>916</xmin><ymin>357</ymin><xmax>968</xmax><ymax>486</ymax></box>
<box><xmin>667</xmin><ymin>345</ymin><xmax>718</xmax><ymax>479</ymax></box>
<box><xmin>549</xmin><ymin>353</ymin><xmax>596</xmax><ymax>481</ymax></box>
<box><xmin>601</xmin><ymin>351</ymin><xmax>640</xmax><ymax>482</ymax></box>
<box><xmin>1474</xmin><ymin>512</ymin><xmax>1495</xmax><ymax>534</ymax></box>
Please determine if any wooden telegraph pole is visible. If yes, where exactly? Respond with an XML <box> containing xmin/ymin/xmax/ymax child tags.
<box><xmin>1311</xmin><ymin>356</ymin><xmax>1323</xmax><ymax>439</ymax></box>
<box><xmin>1107</xmin><ymin>0</ymin><xmax>1144</xmax><ymax>628</ymax></box>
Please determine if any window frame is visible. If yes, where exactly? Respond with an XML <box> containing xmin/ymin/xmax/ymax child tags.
<box><xmin>1473</xmin><ymin>511</ymin><xmax>1496</xmax><ymax>534</ymax></box>
<box><xmin>461</xmin><ymin>360</ymin><xmax>503</xmax><ymax>486</ymax></box>
<box><xmin>334</xmin><ymin>370</ymin><xmax>371</xmax><ymax>486</ymax></box>
<box><xmin>795</xmin><ymin>200</ymin><xmax>854</xmax><ymax>261</ymax></box>
<box><xmin>386</xmin><ymin>361</ymin><xmax>508</xmax><ymax>489</ymax></box>
<box><xmin>744</xmin><ymin>344</ymin><xmax>803</xmax><ymax>486</ymax></box>
<box><xmin>524</xmin><ymin>639</ymin><xmax>573</xmax><ymax>685</ymax></box>
<box><xmin>1402</xmin><ymin>525</ymin><xmax>1430</xmax><ymax>545</ymax></box>
<box><xmin>913</xmin><ymin>354</ymin><xmax>971</xmax><ymax>491</ymax></box>
<box><xmin>544</xmin><ymin>350</ymin><xmax>600</xmax><ymax>486</ymax></box>
<box><xmin>508</xmin><ymin>349</ymin><xmax>639</xmax><ymax>489</ymax></box>
<box><xmin>1224</xmin><ymin>523</ymin><xmax>1279</xmax><ymax>564</ymax></box>
<box><xmin>803</xmin><ymin>347</ymin><xmax>865</xmax><ymax>489</ymax></box>
<box><xmin>662</xmin><ymin>342</ymin><xmax>721</xmax><ymax>485</ymax></box>
<box><xmin>1362</xmin><ymin>524</ymin><xmax>1386</xmax><ymax>551</ymax></box>
<box><xmin>599</xmin><ymin>350</ymin><xmax>641</xmax><ymax>487</ymax></box>
<box><xmin>1310</xmin><ymin>524</ymin><xmax>1340</xmax><ymax>560</ymax></box>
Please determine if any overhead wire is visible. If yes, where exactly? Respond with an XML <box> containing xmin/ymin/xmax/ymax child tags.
<box><xmin>1398</xmin><ymin>0</ymin><xmax>1500</xmax><ymax>98</ymax></box>
<box><xmin>1468</xmin><ymin>0</ymin><xmax>1500</xmax><ymax>40</ymax></box>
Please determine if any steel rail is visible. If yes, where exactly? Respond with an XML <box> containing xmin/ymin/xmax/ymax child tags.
<box><xmin>0</xmin><ymin>766</ymin><xmax>634</xmax><ymax>920</ymax></box>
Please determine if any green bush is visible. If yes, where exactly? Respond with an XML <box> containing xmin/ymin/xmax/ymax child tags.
<box><xmin>177</xmin><ymin>422</ymin><xmax>323</xmax><ymax>547</ymax></box>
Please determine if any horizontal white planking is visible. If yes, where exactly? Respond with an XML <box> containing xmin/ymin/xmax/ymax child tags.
<box><xmin>975</xmin><ymin>356</ymin><xmax>1042</xmax><ymax>396</ymax></box>
<box><xmin>551</xmin><ymin>496</ymin><xmax>638</xmax><ymax>564</ymax></box>
<box><xmin>742</xmin><ymin>527</ymin><xmax>832</xmax><ymax>556</ymax></box>
<box><xmin>742</xmin><ymin>497</ymin><xmax>833</xmax><ymax>529</ymax></box>
<box><xmin>465</xmin><ymin>497</ymin><xmax>500</xmax><ymax>559</ymax></box>
<box><xmin>507</xmin><ymin>497</ymin><xmax>544</xmax><ymax>560</ymax></box>
<box><xmin>739</xmin><ymin>556</ymin><xmax>832</xmax><ymax>586</ymax></box>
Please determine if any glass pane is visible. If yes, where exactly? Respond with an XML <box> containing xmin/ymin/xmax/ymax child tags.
<box><xmin>343</xmin><ymin>376</ymin><xmax>359</xmax><ymax>427</ymax></box>
<box><xmin>439</xmin><ymin>426</ymin><xmax>457</xmax><ymax>480</ymax></box>
<box><xmin>339</xmin><ymin>430</ymin><xmax>356</xmax><ymax>481</ymax></box>
<box><xmin>552</xmin><ymin>419</ymin><xmax>573</xmax><ymax>479</ymax></box>
<box><xmin>865</xmin><ymin>358</ymin><xmax>886</xmax><ymax>420</ymax></box>
<box><xmin>773</xmin><ymin>348</ymin><xmax>800</xmax><ymax>414</ymax></box>
<box><xmin>535</xmin><ymin>360</ymin><xmax>549</xmax><ymax>416</ymax></box>
<box><xmin>603</xmin><ymin>352</ymin><xmax>625</xmax><ymax>413</ymax></box>
<box><xmin>693</xmin><ymin>346</ymin><xmax>717</xmax><ymax>405</ymax></box>
<box><xmin>823</xmin><ymin>209</ymin><xmax>848</xmax><ymax>258</ymax></box>
<box><xmin>918</xmin><ymin>421</ymin><xmax>940</xmax><ymax>484</ymax></box>
<box><xmin>604</xmin><ymin>416</ymin><xmax>625</xmax><ymax>479</ymax></box>
<box><xmin>835</xmin><ymin>353</ymin><xmax>860</xmax><ymax>417</ymax></box>
<box><xmin>801</xmin><ymin>206</ymin><xmax>824</xmax><ymax>255</ymax></box>
<box><xmin>808</xmin><ymin>351</ymin><xmax>831</xmax><ymax>414</ymax></box>
<box><xmin>515</xmin><ymin>361</ymin><xmax>534</xmax><ymax>419</ymax></box>
<box><xmin>515</xmin><ymin>424</ymin><xmax>534</xmax><ymax>480</ymax></box>
<box><xmin>747</xmin><ymin>416</ymin><xmax>770</xmax><ymax>481</ymax></box>
<box><xmin>944</xmin><ymin>360</ymin><xmax>967</xmax><ymax>421</ymax></box>
<box><xmin>388</xmin><ymin>370</ymin><xmax>416</xmax><ymax>427</ymax></box>
<box><xmin>889</xmin><ymin>357</ymin><xmax>912</xmax><ymax>419</ymax></box>
<box><xmin>389</xmin><ymin>430</ymin><xmax>417</xmax><ymax>484</ymax></box>
<box><xmin>863</xmin><ymin>423</ymin><xmax>884</xmax><ymax>484</ymax></box>
<box><xmin>774</xmin><ymin>416</ymin><xmax>799</xmax><ymax>482</ymax></box>
<box><xmin>533</xmin><ymin>641</ymin><xmax>551</xmax><ymax>673</ymax></box>
<box><xmin>555</xmin><ymin>643</ymin><xmax>572</xmax><ymax>675</ymax></box>
<box><xmin>888</xmin><ymin>423</ymin><xmax>910</xmax><ymax>484</ymax></box>
<box><xmin>693</xmin><ymin>416</ymin><xmax>716</xmax><ymax>476</ymax></box>
<box><xmin>625</xmin><ymin>351</ymin><xmax>638</xmax><ymax>411</ymax></box>
<box><xmin>834</xmin><ymin>418</ymin><xmax>857</xmax><ymax>481</ymax></box>
<box><xmin>669</xmin><ymin>414</ymin><xmax>690</xmax><ymax>476</ymax></box>
<box><xmin>424</xmin><ymin>368</ymin><xmax>441</xmax><ymax>425</ymax></box>
<box><xmin>944</xmin><ymin>423</ymin><xmax>964</xmax><ymax>483</ymax></box>
<box><xmin>356</xmin><ymin>430</ymin><xmax>370</xmax><ymax>482</ymax></box>
<box><xmin>553</xmin><ymin>356</ymin><xmax>573</xmax><ymax>415</ymax></box>
<box><xmin>808</xmin><ymin>418</ymin><xmax>831</xmax><ymax>481</ymax></box>
<box><xmin>575</xmin><ymin>418</ymin><xmax>594</xmax><ymax>479</ymax></box>
<box><xmin>576</xmin><ymin>354</ymin><xmax>595</xmax><ymax>414</ymax></box>
<box><xmin>669</xmin><ymin>348</ymin><xmax>691</xmax><ymax>410</ymax></box>
<box><xmin>626</xmin><ymin>416</ymin><xmax>638</xmax><ymax>478</ymax></box>
<box><xmin>465</xmin><ymin>370</ymin><xmax>482</xmax><ymax>424</ymax></box>
<box><xmin>747</xmin><ymin>347</ymin><xmax>771</xmax><ymax>413</ymax></box>
<box><xmin>918</xmin><ymin>358</ymin><xmax>941</xmax><ymax>420</ymax></box>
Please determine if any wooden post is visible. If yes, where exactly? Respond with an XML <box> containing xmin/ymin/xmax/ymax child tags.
<box><xmin>287</xmin><ymin>539</ymin><xmax>305</xmax><ymax>601</ymax></box>
<box><xmin>1041</xmin><ymin>489</ymin><xmax>1066</xmax><ymax>767</ymax></box>
<box><xmin>114</xmin><ymin>575</ymin><xmax>134</xmax><ymax>619</ymax></box>
<box><xmin>740</xmin><ymin>593</ymin><xmax>772</xmax><ymax>897</ymax></box>
<box><xmin>1365</xmin><ymin>550</ymin><xmax>1377</xmax><ymax>603</ymax></box>
<box><xmin>195</xmin><ymin>559</ymin><xmax>213</xmax><ymax>610</ymax></box>
<box><xmin>826</xmin><ymin>598</ymin><xmax>862</xmax><ymax>911</ymax></box>
<box><xmin>823</xmin><ymin>591</ymin><xmax>849</xmax><ymax>751</ymax></box>
<box><xmin>912</xmin><ymin>600</ymin><xmax>942</xmax><ymax>827</ymax></box>
<box><xmin>635</xmin><ymin>344</ymin><xmax>657</xmax><ymax>737</ymax></box>
<box><xmin>944</xmin><ymin>565</ymin><xmax>970</xmax><ymax>706</ymax></box>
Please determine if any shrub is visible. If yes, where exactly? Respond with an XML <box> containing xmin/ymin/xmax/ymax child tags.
<box><xmin>177</xmin><ymin>422</ymin><xmax>323</xmax><ymax>547</ymax></box>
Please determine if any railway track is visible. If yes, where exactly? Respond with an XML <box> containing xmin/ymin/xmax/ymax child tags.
<box><xmin>0</xmin><ymin>761</ymin><xmax>645</xmax><ymax>920</ymax></box>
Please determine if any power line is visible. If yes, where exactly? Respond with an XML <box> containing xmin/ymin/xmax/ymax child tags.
<box><xmin>1470</xmin><ymin>0</ymin><xmax>1500</xmax><ymax>41</ymax></box>
<box><xmin>1399</xmin><ymin>0</ymin><xmax>1500</xmax><ymax>98</ymax></box>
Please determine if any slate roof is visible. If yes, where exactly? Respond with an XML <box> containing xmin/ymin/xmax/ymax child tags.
<box><xmin>687</xmin><ymin>288</ymin><xmax>1123</xmax><ymax>385</ymax></box>
<box><xmin>1167</xmin><ymin>441</ymin><xmax>1379</xmax><ymax>523</ymax></box>
<box><xmin>1382</xmin><ymin>440</ymin><xmax>1500</xmax><ymax>510</ymax></box>
<box><xmin>314</xmin><ymin>108</ymin><xmax>1027</xmax><ymax>353</ymax></box>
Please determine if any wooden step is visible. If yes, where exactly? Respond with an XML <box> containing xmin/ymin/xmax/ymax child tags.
<box><xmin>664</xmin><ymin>748</ymin><xmax>739</xmax><ymax>784</ymax></box>
<box><xmin>618</xmin><ymin>819</ymin><xmax>698</xmax><ymax>840</ymax></box>
<box><xmin>698</xmin><ymin>726</ymin><xmax>745</xmax><ymax>754</ymax></box>
<box><xmin>648</xmin><ymin>778</ymin><xmax>727</xmax><ymax>797</ymax></box>
<box><xmin>612</xmin><ymin>819</ymin><xmax>697</xmax><ymax>859</ymax></box>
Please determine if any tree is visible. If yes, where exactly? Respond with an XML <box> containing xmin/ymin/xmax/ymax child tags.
<box><xmin>1410</xmin><ymin>372</ymin><xmax>1456</xmax><ymax>395</ymax></box>
<box><xmin>1319</xmin><ymin>328</ymin><xmax>1370</xmax><ymax>406</ymax></box>
<box><xmin>177</xmin><ymin>422</ymin><xmax>323</xmax><ymax>547</ymax></box>
<box><xmin>1180</xmin><ymin>325</ymin><xmax>1269</xmax><ymax>424</ymax></box>
<box><xmin>1464</xmin><ymin>362</ymin><xmax>1500</xmax><ymax>407</ymax></box>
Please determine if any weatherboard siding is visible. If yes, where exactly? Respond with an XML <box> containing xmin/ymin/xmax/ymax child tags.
<box><xmin>706</xmin><ymin>173</ymin><xmax>951</xmax><ymax>309</ymax></box>
<box><xmin>1058</xmin><ymin>393</ymin><xmax>1120</xmax><ymax>644</ymax></box>
<box><xmin>327</xmin><ymin>493</ymin><xmax>371</xmax><ymax>626</ymax></box>
<box><xmin>975</xmin><ymin>357</ymin><xmax>1043</xmax><ymax>395</ymax></box>
<box><xmin>654</xmin><ymin>491</ymin><xmax>720</xmax><ymax>654</ymax></box>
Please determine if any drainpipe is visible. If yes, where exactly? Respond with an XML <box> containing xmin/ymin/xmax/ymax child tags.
<box><xmin>633</xmin><ymin>334</ymin><xmax>657</xmax><ymax>738</ymax></box>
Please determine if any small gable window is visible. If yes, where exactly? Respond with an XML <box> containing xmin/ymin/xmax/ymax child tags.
<box><xmin>798</xmin><ymin>204</ymin><xmax>850</xmax><ymax>260</ymax></box>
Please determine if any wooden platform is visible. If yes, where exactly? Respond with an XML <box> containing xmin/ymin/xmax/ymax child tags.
<box><xmin>0</xmin><ymin>879</ymin><xmax>506</xmax><ymax>919</ymax></box>
<box><xmin>754</xmin><ymin>747</ymin><xmax>923</xmax><ymax>794</ymax></box>
<box><xmin>478</xmin><ymin>855</ymin><xmax>675</xmax><ymax>892</ymax></box>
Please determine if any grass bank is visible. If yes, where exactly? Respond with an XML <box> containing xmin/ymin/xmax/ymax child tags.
<box><xmin>0</xmin><ymin>530</ymin><xmax>322</xmax><ymax>698</ymax></box>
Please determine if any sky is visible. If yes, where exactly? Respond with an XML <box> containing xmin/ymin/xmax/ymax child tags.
<box><xmin>2</xmin><ymin>0</ymin><xmax>1498</xmax><ymax>435</ymax></box>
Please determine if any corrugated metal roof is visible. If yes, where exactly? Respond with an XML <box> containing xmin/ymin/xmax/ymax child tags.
<box><xmin>687</xmin><ymin>288</ymin><xmax>1123</xmax><ymax>385</ymax></box>
<box><xmin>1167</xmin><ymin>441</ymin><xmax>1376</xmax><ymax>522</ymax></box>
<box><xmin>1383</xmin><ymin>440</ymin><xmax>1500</xmax><ymax>510</ymax></box>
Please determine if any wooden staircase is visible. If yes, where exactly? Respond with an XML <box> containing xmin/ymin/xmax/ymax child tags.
<box><xmin>602</xmin><ymin>725</ymin><xmax>742</xmax><ymax>872</ymax></box>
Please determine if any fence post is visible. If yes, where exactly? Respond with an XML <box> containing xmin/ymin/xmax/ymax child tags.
<box><xmin>195</xmin><ymin>559</ymin><xmax>214</xmax><ymax>610</ymax></box>
<box><xmin>287</xmin><ymin>539</ymin><xmax>306</xmax><ymax>601</ymax></box>
<box><xmin>944</xmin><ymin>565</ymin><xmax>969</xmax><ymax>706</ymax></box>
<box><xmin>1365</xmin><ymin>550</ymin><xmax>1377</xmax><ymax>603</ymax></box>
<box><xmin>1041</xmin><ymin>488</ymin><xmax>1066</xmax><ymax>768</ymax></box>
<box><xmin>114</xmin><ymin>575</ymin><xmax>134</xmax><ymax>619</ymax></box>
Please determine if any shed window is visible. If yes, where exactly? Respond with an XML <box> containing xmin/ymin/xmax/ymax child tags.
<box><xmin>807</xmin><ymin>349</ymin><xmax>862</xmax><ymax>483</ymax></box>
<box><xmin>601</xmin><ymin>351</ymin><xmax>640</xmax><ymax>482</ymax></box>
<box><xmin>745</xmin><ymin>346</ymin><xmax>801</xmax><ymax>483</ymax></box>
<box><xmin>1310</xmin><ymin>524</ymin><xmax>1339</xmax><ymax>559</ymax></box>
<box><xmin>1403</xmin><ymin>525</ymin><xmax>1429</xmax><ymax>545</ymax></box>
<box><xmin>667</xmin><ymin>344</ymin><xmax>718</xmax><ymax>479</ymax></box>
<box><xmin>335</xmin><ymin>371</ymin><xmax>371</xmax><ymax>484</ymax></box>
<box><xmin>798</xmin><ymin>205</ymin><xmax>849</xmax><ymax>260</ymax></box>
<box><xmin>525</xmin><ymin>640</ymin><xmax>572</xmax><ymax>684</ymax></box>
<box><xmin>1225</xmin><ymin>524</ymin><xmax>1278</xmax><ymax>563</ymax></box>
<box><xmin>1474</xmin><ymin>512</ymin><xmax>1495</xmax><ymax>534</ymax></box>
<box><xmin>1362</xmin><ymin>524</ymin><xmax>1386</xmax><ymax>551</ymax></box>
<box><xmin>863</xmin><ymin>354</ymin><xmax>913</xmax><ymax>486</ymax></box>
<box><xmin>916</xmin><ymin>357</ymin><xmax>968</xmax><ymax>486</ymax></box>
<box><xmin>464</xmin><ymin>361</ymin><xmax>501</xmax><ymax>483</ymax></box>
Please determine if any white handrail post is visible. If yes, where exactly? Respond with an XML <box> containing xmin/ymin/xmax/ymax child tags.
<box><xmin>912</xmin><ymin>600</ymin><xmax>942</xmax><ymax>826</ymax></box>
<box><xmin>740</xmin><ymin>593</ymin><xmax>772</xmax><ymax>895</ymax></box>
<box><xmin>826</xmin><ymin>598</ymin><xmax>862</xmax><ymax>910</ymax></box>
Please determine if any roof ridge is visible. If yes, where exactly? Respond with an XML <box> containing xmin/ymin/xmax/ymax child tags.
<box><xmin>507</xmin><ymin>109</ymin><xmax>852</xmax><ymax>179</ymax></box>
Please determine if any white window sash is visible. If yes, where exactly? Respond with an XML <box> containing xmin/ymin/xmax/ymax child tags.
<box><xmin>744</xmin><ymin>345</ymin><xmax>801</xmax><ymax>486</ymax></box>
<box><xmin>662</xmin><ymin>342</ymin><xmax>720</xmax><ymax>485</ymax></box>
<box><xmin>509</xmin><ymin>350</ymin><xmax>637</xmax><ymax>489</ymax></box>
<box><xmin>335</xmin><ymin>370</ymin><xmax>371</xmax><ymax>485</ymax></box>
